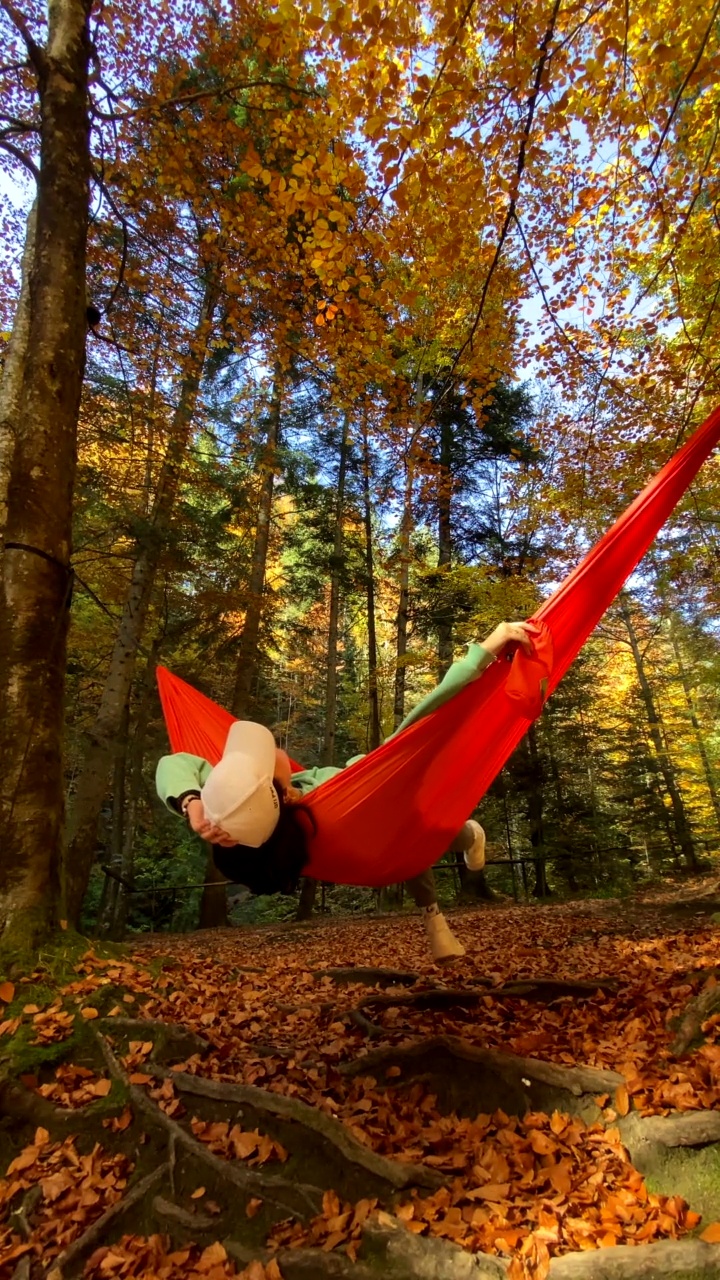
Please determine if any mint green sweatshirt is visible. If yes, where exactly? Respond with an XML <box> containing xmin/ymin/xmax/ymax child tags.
<box><xmin>155</xmin><ymin>642</ymin><xmax>495</xmax><ymax>809</ymax></box>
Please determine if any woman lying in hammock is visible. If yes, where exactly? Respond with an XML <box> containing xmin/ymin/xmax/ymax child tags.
<box><xmin>156</xmin><ymin>620</ymin><xmax>532</xmax><ymax>964</ymax></box>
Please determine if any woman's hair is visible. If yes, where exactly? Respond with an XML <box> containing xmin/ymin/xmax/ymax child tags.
<box><xmin>211</xmin><ymin>783</ymin><xmax>314</xmax><ymax>896</ymax></box>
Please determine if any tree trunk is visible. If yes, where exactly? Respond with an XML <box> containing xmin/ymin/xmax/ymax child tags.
<box><xmin>393</xmin><ymin>456</ymin><xmax>414</xmax><ymax>730</ymax></box>
<box><xmin>106</xmin><ymin>642</ymin><xmax>161</xmax><ymax>939</ymax></box>
<box><xmin>97</xmin><ymin>701</ymin><xmax>130</xmax><ymax>933</ymax></box>
<box><xmin>0</xmin><ymin>0</ymin><xmax>92</xmax><ymax>952</ymax></box>
<box><xmin>295</xmin><ymin>876</ymin><xmax>318</xmax><ymax>921</ymax></box>
<box><xmin>0</xmin><ymin>202</ymin><xmax>37</xmax><ymax>527</ymax></box>
<box><xmin>436</xmin><ymin>413</ymin><xmax>453</xmax><ymax>678</ymax></box>
<box><xmin>199</xmin><ymin>849</ymin><xmax>229</xmax><ymax>929</ymax></box>
<box><xmin>669</xmin><ymin>625</ymin><xmax>720</xmax><ymax>833</ymax></box>
<box><xmin>64</xmin><ymin>277</ymin><xmax>219</xmax><ymax>924</ymax></box>
<box><xmin>231</xmin><ymin>366</ymin><xmax>283</xmax><ymax>719</ymax></box>
<box><xmin>525</xmin><ymin>726</ymin><xmax>551</xmax><ymax>898</ymax></box>
<box><xmin>362</xmin><ymin>420</ymin><xmax>381</xmax><ymax>752</ymax></box>
<box><xmin>620</xmin><ymin>594</ymin><xmax>698</xmax><ymax>870</ymax></box>
<box><xmin>321</xmin><ymin>414</ymin><xmax>350</xmax><ymax>767</ymax></box>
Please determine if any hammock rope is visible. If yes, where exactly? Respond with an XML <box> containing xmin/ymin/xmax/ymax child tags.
<box><xmin>157</xmin><ymin>404</ymin><xmax>720</xmax><ymax>887</ymax></box>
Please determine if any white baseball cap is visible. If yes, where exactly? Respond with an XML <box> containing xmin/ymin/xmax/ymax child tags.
<box><xmin>201</xmin><ymin>721</ymin><xmax>280</xmax><ymax>846</ymax></box>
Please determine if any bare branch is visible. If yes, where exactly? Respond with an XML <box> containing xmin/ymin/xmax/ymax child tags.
<box><xmin>0</xmin><ymin>0</ymin><xmax>46</xmax><ymax>76</ymax></box>
<box><xmin>0</xmin><ymin>113</ymin><xmax>39</xmax><ymax>132</ymax></box>
<box><xmin>448</xmin><ymin>0</ymin><xmax>564</xmax><ymax>374</ymax></box>
<box><xmin>0</xmin><ymin>135</ymin><xmax>39</xmax><ymax>179</ymax></box>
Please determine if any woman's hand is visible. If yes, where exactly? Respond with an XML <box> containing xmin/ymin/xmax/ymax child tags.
<box><xmin>185</xmin><ymin>797</ymin><xmax>236</xmax><ymax>847</ymax></box>
<box><xmin>481</xmin><ymin>621</ymin><xmax>534</xmax><ymax>657</ymax></box>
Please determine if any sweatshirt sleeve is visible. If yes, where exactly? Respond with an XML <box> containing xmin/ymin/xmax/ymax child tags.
<box><xmin>155</xmin><ymin>753</ymin><xmax>214</xmax><ymax>813</ymax></box>
<box><xmin>390</xmin><ymin>643</ymin><xmax>496</xmax><ymax>738</ymax></box>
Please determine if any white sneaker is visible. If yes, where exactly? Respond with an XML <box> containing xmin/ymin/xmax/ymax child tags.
<box><xmin>463</xmin><ymin>820</ymin><xmax>486</xmax><ymax>872</ymax></box>
<box><xmin>425</xmin><ymin>911</ymin><xmax>466</xmax><ymax>963</ymax></box>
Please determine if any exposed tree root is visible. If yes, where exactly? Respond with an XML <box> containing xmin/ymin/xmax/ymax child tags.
<box><xmin>96</xmin><ymin>1033</ymin><xmax>321</xmax><ymax>1219</ymax></box>
<box><xmin>101</xmin><ymin>1016</ymin><xmax>209</xmax><ymax>1062</ymax></box>
<box><xmin>672</xmin><ymin>980</ymin><xmax>720</xmax><ymax>1055</ymax></box>
<box><xmin>340</xmin><ymin>1035</ymin><xmax>625</xmax><ymax>1122</ymax></box>
<box><xmin>313</xmin><ymin>967</ymin><xmax>428</xmax><ymax>987</ymax></box>
<box><xmin>547</xmin><ymin>1238</ymin><xmax>720</xmax><ymax>1278</ymax></box>
<box><xmin>152</xmin><ymin>1066</ymin><xmax>443</xmax><ymax>1192</ymax></box>
<box><xmin>47</xmin><ymin>1165</ymin><xmax>168</xmax><ymax>1280</ymax></box>
<box><xmin>353</xmin><ymin>977</ymin><xmax>618</xmax><ymax>1020</ymax></box>
<box><xmin>622</xmin><ymin>1109</ymin><xmax>720</xmax><ymax>1149</ymax></box>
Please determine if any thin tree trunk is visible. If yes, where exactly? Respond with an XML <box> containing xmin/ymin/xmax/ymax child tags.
<box><xmin>321</xmin><ymin>414</ymin><xmax>350</xmax><ymax>766</ymax></box>
<box><xmin>525</xmin><ymin>726</ymin><xmax>550</xmax><ymax>897</ymax></box>
<box><xmin>620</xmin><ymin>594</ymin><xmax>698</xmax><ymax>869</ymax></box>
<box><xmin>0</xmin><ymin>0</ymin><xmax>92</xmax><ymax>952</ymax></box>
<box><xmin>669</xmin><ymin>625</ymin><xmax>720</xmax><ymax>833</ymax></box>
<box><xmin>393</xmin><ymin>456</ymin><xmax>414</xmax><ymax>730</ymax></box>
<box><xmin>199</xmin><ymin>849</ymin><xmax>229</xmax><ymax>929</ymax></box>
<box><xmin>98</xmin><ymin>700</ymin><xmax>129</xmax><ymax>933</ymax></box>
<box><xmin>231</xmin><ymin>366</ymin><xmax>283</xmax><ymax>718</ymax></box>
<box><xmin>110</xmin><ymin>643</ymin><xmax>161</xmax><ymax>939</ymax></box>
<box><xmin>362</xmin><ymin>421</ymin><xmax>381</xmax><ymax>751</ymax></box>
<box><xmin>64</xmin><ymin>277</ymin><xmax>219</xmax><ymax>924</ymax></box>
<box><xmin>436</xmin><ymin>414</ymin><xmax>453</xmax><ymax>678</ymax></box>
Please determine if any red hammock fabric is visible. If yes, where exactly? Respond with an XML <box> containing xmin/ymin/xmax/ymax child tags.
<box><xmin>158</xmin><ymin>405</ymin><xmax>720</xmax><ymax>887</ymax></box>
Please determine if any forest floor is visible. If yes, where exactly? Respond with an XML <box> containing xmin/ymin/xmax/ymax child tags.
<box><xmin>1</xmin><ymin>875</ymin><xmax>720</xmax><ymax>1280</ymax></box>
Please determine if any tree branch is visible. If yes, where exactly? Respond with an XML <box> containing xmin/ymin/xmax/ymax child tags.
<box><xmin>0</xmin><ymin>136</ymin><xmax>39</xmax><ymax>180</ymax></box>
<box><xmin>448</xmin><ymin>0</ymin><xmax>564</xmax><ymax>372</ymax></box>
<box><xmin>0</xmin><ymin>0</ymin><xmax>46</xmax><ymax>76</ymax></box>
<box><xmin>648</xmin><ymin>0</ymin><xmax>720</xmax><ymax>171</ymax></box>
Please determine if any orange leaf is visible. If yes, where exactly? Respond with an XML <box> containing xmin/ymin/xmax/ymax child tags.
<box><xmin>92</xmin><ymin>1078</ymin><xmax>112</xmax><ymax>1097</ymax></box>
<box><xmin>197</xmin><ymin>1241</ymin><xmax>228</xmax><ymax>1269</ymax></box>
<box><xmin>614</xmin><ymin>1085</ymin><xmax>630</xmax><ymax>1117</ymax></box>
<box><xmin>191</xmin><ymin>1186</ymin><xmax>206</xmax><ymax>1199</ymax></box>
<box><xmin>700</xmin><ymin>1222</ymin><xmax>720</xmax><ymax>1243</ymax></box>
<box><xmin>80</xmin><ymin>1006</ymin><xmax>99</xmax><ymax>1020</ymax></box>
<box><xmin>128</xmin><ymin>1072</ymin><xmax>152</xmax><ymax>1085</ymax></box>
<box><xmin>467</xmin><ymin>1183</ymin><xmax>510</xmax><ymax>1202</ymax></box>
<box><xmin>0</xmin><ymin>982</ymin><xmax>15</xmax><ymax>1004</ymax></box>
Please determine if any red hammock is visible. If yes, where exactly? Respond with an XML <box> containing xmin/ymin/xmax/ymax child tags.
<box><xmin>157</xmin><ymin>405</ymin><xmax>720</xmax><ymax>886</ymax></box>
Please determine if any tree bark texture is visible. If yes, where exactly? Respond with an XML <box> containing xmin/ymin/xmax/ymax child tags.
<box><xmin>321</xmin><ymin>414</ymin><xmax>350</xmax><ymax>767</ymax></box>
<box><xmin>231</xmin><ymin>366</ymin><xmax>283</xmax><ymax>718</ymax></box>
<box><xmin>0</xmin><ymin>0</ymin><xmax>93</xmax><ymax>951</ymax></box>
<box><xmin>64</xmin><ymin>277</ymin><xmax>220</xmax><ymax>924</ymax></box>
<box><xmin>619</xmin><ymin>595</ymin><xmax>698</xmax><ymax>870</ymax></box>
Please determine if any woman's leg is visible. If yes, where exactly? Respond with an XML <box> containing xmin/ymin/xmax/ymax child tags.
<box><xmin>405</xmin><ymin>868</ymin><xmax>466</xmax><ymax>963</ymax></box>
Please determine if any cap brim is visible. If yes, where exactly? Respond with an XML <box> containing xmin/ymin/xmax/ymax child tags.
<box><xmin>224</xmin><ymin>721</ymin><xmax>277</xmax><ymax>775</ymax></box>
